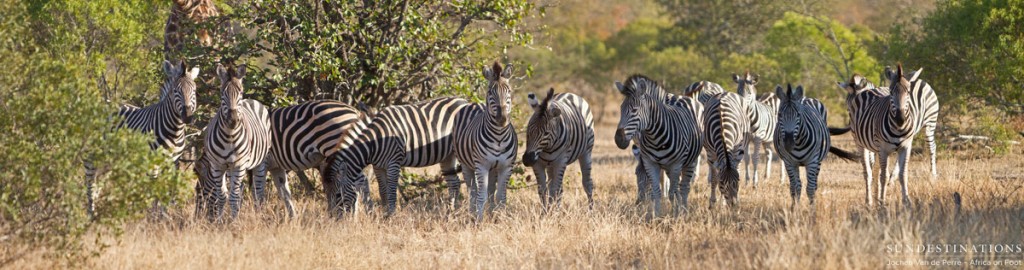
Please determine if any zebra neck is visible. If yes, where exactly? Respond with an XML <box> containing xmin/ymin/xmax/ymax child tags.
<box><xmin>484</xmin><ymin>114</ymin><xmax>512</xmax><ymax>134</ymax></box>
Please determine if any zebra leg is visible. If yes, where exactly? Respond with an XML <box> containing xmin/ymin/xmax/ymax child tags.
<box><xmin>494</xmin><ymin>163</ymin><xmax>514</xmax><ymax>211</ymax></box>
<box><xmin>487</xmin><ymin>169</ymin><xmax>498</xmax><ymax>211</ymax></box>
<box><xmin>251</xmin><ymin>162</ymin><xmax>269</xmax><ymax>211</ymax></box>
<box><xmin>786</xmin><ymin>162</ymin><xmax>801</xmax><ymax>209</ymax></box>
<box><xmin>743</xmin><ymin>139</ymin><xmax>752</xmax><ymax>186</ymax></box>
<box><xmin>877</xmin><ymin>151</ymin><xmax>890</xmax><ymax>206</ymax></box>
<box><xmin>270</xmin><ymin>167</ymin><xmax>295</xmax><ymax>218</ymax></box>
<box><xmin>693</xmin><ymin>154</ymin><xmax>702</xmax><ymax>189</ymax></box>
<box><xmin>763</xmin><ymin>142</ymin><xmax>773</xmax><ymax>183</ymax></box>
<box><xmin>896</xmin><ymin>146</ymin><xmax>912</xmax><ymax>208</ymax></box>
<box><xmin>471</xmin><ymin>167</ymin><xmax>490</xmax><ymax>220</ymax></box>
<box><xmin>926</xmin><ymin>125</ymin><xmax>938</xmax><ymax>180</ymax></box>
<box><xmin>707</xmin><ymin>160</ymin><xmax>719</xmax><ymax>209</ymax></box>
<box><xmin>579</xmin><ymin>151</ymin><xmax>595</xmax><ymax>209</ymax></box>
<box><xmin>532</xmin><ymin>164</ymin><xmax>549</xmax><ymax>207</ymax></box>
<box><xmin>634</xmin><ymin>160</ymin><xmax>649</xmax><ymax>205</ymax></box>
<box><xmin>548</xmin><ymin>162</ymin><xmax>568</xmax><ymax>208</ymax></box>
<box><xmin>861</xmin><ymin>148</ymin><xmax>874</xmax><ymax>206</ymax></box>
<box><xmin>227</xmin><ymin>169</ymin><xmax>246</xmax><ymax>220</ymax></box>
<box><xmin>751</xmin><ymin>139</ymin><xmax>762</xmax><ymax>189</ymax></box>
<box><xmin>678</xmin><ymin>157</ymin><xmax>698</xmax><ymax>214</ymax></box>
<box><xmin>666</xmin><ymin>164</ymin><xmax>685</xmax><ymax>216</ymax></box>
<box><xmin>441</xmin><ymin>155</ymin><xmax>462</xmax><ymax>210</ymax></box>
<box><xmin>642</xmin><ymin>158</ymin><xmax>663</xmax><ymax>217</ymax></box>
<box><xmin>384</xmin><ymin>163</ymin><xmax>402</xmax><ymax>216</ymax></box>
<box><xmin>806</xmin><ymin>162</ymin><xmax>821</xmax><ymax>207</ymax></box>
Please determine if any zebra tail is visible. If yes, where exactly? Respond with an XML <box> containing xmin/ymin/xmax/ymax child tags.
<box><xmin>828</xmin><ymin>126</ymin><xmax>850</xmax><ymax>135</ymax></box>
<box><xmin>828</xmin><ymin>146</ymin><xmax>861</xmax><ymax>162</ymax></box>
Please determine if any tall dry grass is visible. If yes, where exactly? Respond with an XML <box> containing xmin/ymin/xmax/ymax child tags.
<box><xmin>8</xmin><ymin>107</ymin><xmax>1024</xmax><ymax>269</ymax></box>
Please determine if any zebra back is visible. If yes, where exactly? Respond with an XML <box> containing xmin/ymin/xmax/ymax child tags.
<box><xmin>267</xmin><ymin>100</ymin><xmax>367</xmax><ymax>171</ymax></box>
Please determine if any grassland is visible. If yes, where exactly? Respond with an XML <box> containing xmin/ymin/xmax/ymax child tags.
<box><xmin>9</xmin><ymin>104</ymin><xmax>1024</xmax><ymax>269</ymax></box>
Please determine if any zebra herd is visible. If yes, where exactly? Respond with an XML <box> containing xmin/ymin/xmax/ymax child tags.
<box><xmin>86</xmin><ymin>58</ymin><xmax>939</xmax><ymax>221</ymax></box>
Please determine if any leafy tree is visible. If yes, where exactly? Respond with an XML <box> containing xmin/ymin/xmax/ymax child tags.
<box><xmin>1</xmin><ymin>0</ymin><xmax>188</xmax><ymax>266</ymax></box>
<box><xmin>197</xmin><ymin>0</ymin><xmax>538</xmax><ymax>108</ymax></box>
<box><xmin>884</xmin><ymin>0</ymin><xmax>1024</xmax><ymax>114</ymax></box>
<box><xmin>656</xmin><ymin>0</ymin><xmax>788</xmax><ymax>68</ymax></box>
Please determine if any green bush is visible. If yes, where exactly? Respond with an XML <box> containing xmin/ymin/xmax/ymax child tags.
<box><xmin>0</xmin><ymin>0</ymin><xmax>187</xmax><ymax>265</ymax></box>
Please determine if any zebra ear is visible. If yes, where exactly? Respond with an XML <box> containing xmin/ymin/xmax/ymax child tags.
<box><xmin>615</xmin><ymin>81</ymin><xmax>626</xmax><ymax>94</ymax></box>
<box><xmin>527</xmin><ymin>93</ymin><xmax>539</xmax><ymax>108</ymax></box>
<box><xmin>482</xmin><ymin>64</ymin><xmax>496</xmax><ymax>81</ymax></box>
<box><xmin>235</xmin><ymin>65</ymin><xmax>247</xmax><ymax>80</ymax></box>
<box><xmin>775</xmin><ymin>85</ymin><xmax>786</xmax><ymax>100</ymax></box>
<box><xmin>216</xmin><ymin>64</ymin><xmax>228</xmax><ymax>83</ymax></box>
<box><xmin>685</xmin><ymin>81</ymin><xmax>704</xmax><ymax>98</ymax></box>
<box><xmin>751</xmin><ymin>73</ymin><xmax>759</xmax><ymax>85</ymax></box>
<box><xmin>793</xmin><ymin>85</ymin><xmax>805</xmax><ymax>101</ymax></box>
<box><xmin>501</xmin><ymin>64</ymin><xmax>514</xmax><ymax>79</ymax></box>
<box><xmin>732</xmin><ymin>74</ymin><xmax>742</xmax><ymax>83</ymax></box>
<box><xmin>909</xmin><ymin>67</ymin><xmax>923</xmax><ymax>82</ymax></box>
<box><xmin>163</xmin><ymin>60</ymin><xmax>179</xmax><ymax>77</ymax></box>
<box><xmin>186</xmin><ymin>67</ymin><xmax>200</xmax><ymax>81</ymax></box>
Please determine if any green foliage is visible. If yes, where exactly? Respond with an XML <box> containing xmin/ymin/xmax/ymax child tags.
<box><xmin>885</xmin><ymin>0</ymin><xmax>1024</xmax><ymax>114</ymax></box>
<box><xmin>204</xmin><ymin>0</ymin><xmax>538</xmax><ymax>108</ymax></box>
<box><xmin>765</xmin><ymin>12</ymin><xmax>879</xmax><ymax>83</ymax></box>
<box><xmin>0</xmin><ymin>0</ymin><xmax>187</xmax><ymax>265</ymax></box>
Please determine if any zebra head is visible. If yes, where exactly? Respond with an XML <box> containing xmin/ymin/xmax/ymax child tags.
<box><xmin>733</xmin><ymin>71</ymin><xmax>759</xmax><ymax>101</ymax></box>
<box><xmin>887</xmin><ymin>64</ymin><xmax>921</xmax><ymax>126</ymax></box>
<box><xmin>482</xmin><ymin>62</ymin><xmax>514</xmax><ymax>127</ymax></box>
<box><xmin>162</xmin><ymin>60</ymin><xmax>199</xmax><ymax>124</ymax></box>
<box><xmin>320</xmin><ymin>153</ymin><xmax>367</xmax><ymax>216</ymax></box>
<box><xmin>776</xmin><ymin>84</ymin><xmax>805</xmax><ymax>153</ymax></box>
<box><xmin>215</xmin><ymin>64</ymin><xmax>246</xmax><ymax>127</ymax></box>
<box><xmin>614</xmin><ymin>75</ymin><xmax>664</xmax><ymax>149</ymax></box>
<box><xmin>523</xmin><ymin>88</ymin><xmax>562</xmax><ymax>166</ymax></box>
<box><xmin>838</xmin><ymin>74</ymin><xmax>874</xmax><ymax>100</ymax></box>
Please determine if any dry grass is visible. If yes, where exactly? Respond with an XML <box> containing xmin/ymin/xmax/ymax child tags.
<box><xmin>10</xmin><ymin>114</ymin><xmax>1024</xmax><ymax>269</ymax></box>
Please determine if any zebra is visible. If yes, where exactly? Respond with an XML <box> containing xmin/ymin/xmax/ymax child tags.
<box><xmin>702</xmin><ymin>91</ymin><xmax>751</xmax><ymax>208</ymax></box>
<box><xmin>733</xmin><ymin>72</ymin><xmax>779</xmax><ymax>189</ymax></box>
<box><xmin>680</xmin><ymin>81</ymin><xmax>724</xmax><ymax>190</ymax></box>
<box><xmin>84</xmin><ymin>59</ymin><xmax>198</xmax><ymax>217</ymax></box>
<box><xmin>254</xmin><ymin>101</ymin><xmax>368</xmax><ymax>218</ymax></box>
<box><xmin>773</xmin><ymin>84</ymin><xmax>860</xmax><ymax>207</ymax></box>
<box><xmin>320</xmin><ymin>97</ymin><xmax>469</xmax><ymax>216</ymax></box>
<box><xmin>193</xmin><ymin>151</ymin><xmax>225</xmax><ymax>221</ymax></box>
<box><xmin>842</xmin><ymin>64</ymin><xmax>935</xmax><ymax>207</ymax></box>
<box><xmin>614</xmin><ymin>74</ymin><xmax>703</xmax><ymax>216</ymax></box>
<box><xmin>522</xmin><ymin>88</ymin><xmax>595</xmax><ymax>208</ymax></box>
<box><xmin>202</xmin><ymin>64</ymin><xmax>273</xmax><ymax>219</ymax></box>
<box><xmin>885</xmin><ymin>66</ymin><xmax>940</xmax><ymax>179</ymax></box>
<box><xmin>452</xmin><ymin>62</ymin><xmax>519</xmax><ymax>219</ymax></box>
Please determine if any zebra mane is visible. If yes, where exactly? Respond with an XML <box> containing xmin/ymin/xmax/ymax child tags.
<box><xmin>622</xmin><ymin>74</ymin><xmax>665</xmax><ymax>99</ymax></box>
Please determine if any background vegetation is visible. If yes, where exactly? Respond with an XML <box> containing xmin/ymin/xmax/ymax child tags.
<box><xmin>2</xmin><ymin>0</ymin><xmax>1023</xmax><ymax>266</ymax></box>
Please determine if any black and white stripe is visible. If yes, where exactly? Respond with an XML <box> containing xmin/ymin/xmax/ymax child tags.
<box><xmin>452</xmin><ymin>62</ymin><xmax>519</xmax><ymax>219</ymax></box>
<box><xmin>248</xmin><ymin>101</ymin><xmax>368</xmax><ymax>218</ymax></box>
<box><xmin>774</xmin><ymin>84</ymin><xmax>859</xmax><ymax>207</ymax></box>
<box><xmin>320</xmin><ymin>97</ymin><xmax>469</xmax><ymax>216</ymax></box>
<box><xmin>702</xmin><ymin>91</ymin><xmax>751</xmax><ymax>208</ymax></box>
<box><xmin>201</xmin><ymin>64</ymin><xmax>272</xmax><ymax>219</ymax></box>
<box><xmin>523</xmin><ymin>88</ymin><xmax>595</xmax><ymax>208</ymax></box>
<box><xmin>85</xmin><ymin>60</ymin><xmax>198</xmax><ymax>217</ymax></box>
<box><xmin>732</xmin><ymin>72</ymin><xmax>778</xmax><ymax>188</ymax></box>
<box><xmin>885</xmin><ymin>66</ymin><xmax>940</xmax><ymax>179</ymax></box>
<box><xmin>842</xmin><ymin>64</ymin><xmax>937</xmax><ymax>207</ymax></box>
<box><xmin>614</xmin><ymin>75</ymin><xmax>703</xmax><ymax>216</ymax></box>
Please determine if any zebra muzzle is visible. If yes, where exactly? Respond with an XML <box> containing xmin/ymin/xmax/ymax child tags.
<box><xmin>614</xmin><ymin>129</ymin><xmax>629</xmax><ymax>149</ymax></box>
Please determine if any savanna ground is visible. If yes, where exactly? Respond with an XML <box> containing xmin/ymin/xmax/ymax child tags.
<box><xmin>11</xmin><ymin>102</ymin><xmax>1024</xmax><ymax>269</ymax></box>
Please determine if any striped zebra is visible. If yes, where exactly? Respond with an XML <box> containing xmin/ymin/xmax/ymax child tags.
<box><xmin>702</xmin><ymin>91</ymin><xmax>751</xmax><ymax>208</ymax></box>
<box><xmin>452</xmin><ymin>62</ymin><xmax>519</xmax><ymax>219</ymax></box>
<box><xmin>843</xmin><ymin>64</ymin><xmax>936</xmax><ymax>207</ymax></box>
<box><xmin>885</xmin><ymin>66</ymin><xmax>939</xmax><ymax>179</ymax></box>
<box><xmin>681</xmin><ymin>81</ymin><xmax>724</xmax><ymax>189</ymax></box>
<box><xmin>202</xmin><ymin>64</ymin><xmax>272</xmax><ymax>219</ymax></box>
<box><xmin>84</xmin><ymin>60</ymin><xmax>198</xmax><ymax>217</ymax></box>
<box><xmin>320</xmin><ymin>97</ymin><xmax>469</xmax><ymax>216</ymax></box>
<box><xmin>733</xmin><ymin>72</ymin><xmax>779</xmax><ymax>188</ymax></box>
<box><xmin>773</xmin><ymin>84</ymin><xmax>860</xmax><ymax>207</ymax></box>
<box><xmin>254</xmin><ymin>101</ymin><xmax>368</xmax><ymax>218</ymax></box>
<box><xmin>523</xmin><ymin>88</ymin><xmax>595</xmax><ymax>208</ymax></box>
<box><xmin>614</xmin><ymin>75</ymin><xmax>703</xmax><ymax>216</ymax></box>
